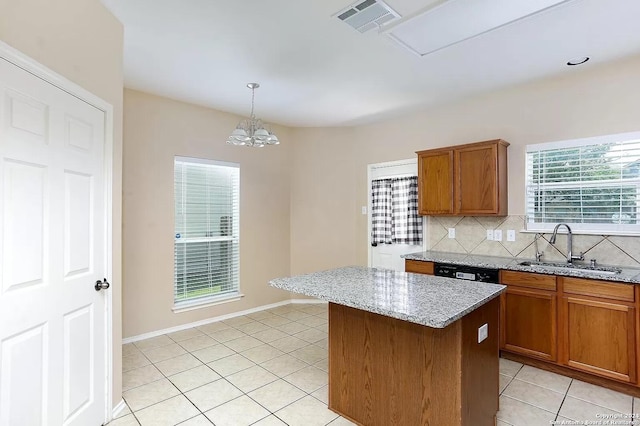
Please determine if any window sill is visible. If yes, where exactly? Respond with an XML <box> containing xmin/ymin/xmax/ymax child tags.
<box><xmin>520</xmin><ymin>228</ymin><xmax>640</xmax><ymax>237</ymax></box>
<box><xmin>172</xmin><ymin>293</ymin><xmax>245</xmax><ymax>314</ymax></box>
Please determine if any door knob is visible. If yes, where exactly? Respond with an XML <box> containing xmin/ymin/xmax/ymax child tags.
<box><xmin>95</xmin><ymin>278</ymin><xmax>110</xmax><ymax>291</ymax></box>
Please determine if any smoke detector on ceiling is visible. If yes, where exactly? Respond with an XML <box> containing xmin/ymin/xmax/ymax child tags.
<box><xmin>334</xmin><ymin>0</ymin><xmax>401</xmax><ymax>33</ymax></box>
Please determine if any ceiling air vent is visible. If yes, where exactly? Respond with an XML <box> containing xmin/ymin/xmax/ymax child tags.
<box><xmin>335</xmin><ymin>0</ymin><xmax>400</xmax><ymax>33</ymax></box>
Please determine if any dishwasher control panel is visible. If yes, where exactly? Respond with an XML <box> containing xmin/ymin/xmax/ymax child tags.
<box><xmin>434</xmin><ymin>263</ymin><xmax>500</xmax><ymax>283</ymax></box>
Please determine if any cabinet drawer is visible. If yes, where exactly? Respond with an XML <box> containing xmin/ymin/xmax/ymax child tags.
<box><xmin>562</xmin><ymin>277</ymin><xmax>634</xmax><ymax>302</ymax></box>
<box><xmin>500</xmin><ymin>270</ymin><xmax>556</xmax><ymax>291</ymax></box>
<box><xmin>405</xmin><ymin>260</ymin><xmax>434</xmax><ymax>275</ymax></box>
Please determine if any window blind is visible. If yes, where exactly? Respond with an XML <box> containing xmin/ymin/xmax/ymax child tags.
<box><xmin>525</xmin><ymin>132</ymin><xmax>640</xmax><ymax>234</ymax></box>
<box><xmin>174</xmin><ymin>157</ymin><xmax>240</xmax><ymax>306</ymax></box>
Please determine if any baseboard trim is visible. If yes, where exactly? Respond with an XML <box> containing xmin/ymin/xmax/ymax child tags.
<box><xmin>111</xmin><ymin>399</ymin><xmax>127</xmax><ymax>420</ymax></box>
<box><xmin>122</xmin><ymin>298</ymin><xmax>323</xmax><ymax>344</ymax></box>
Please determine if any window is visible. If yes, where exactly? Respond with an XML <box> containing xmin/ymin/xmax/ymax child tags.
<box><xmin>174</xmin><ymin>157</ymin><xmax>240</xmax><ymax>309</ymax></box>
<box><xmin>525</xmin><ymin>132</ymin><xmax>640</xmax><ymax>234</ymax></box>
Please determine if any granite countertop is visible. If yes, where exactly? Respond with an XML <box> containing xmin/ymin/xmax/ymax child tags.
<box><xmin>402</xmin><ymin>251</ymin><xmax>640</xmax><ymax>284</ymax></box>
<box><xmin>269</xmin><ymin>266</ymin><xmax>505</xmax><ymax>329</ymax></box>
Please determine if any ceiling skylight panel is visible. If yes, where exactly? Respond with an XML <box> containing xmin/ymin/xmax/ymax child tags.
<box><xmin>387</xmin><ymin>0</ymin><xmax>571</xmax><ymax>56</ymax></box>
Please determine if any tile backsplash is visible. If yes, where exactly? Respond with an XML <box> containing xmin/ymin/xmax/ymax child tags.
<box><xmin>427</xmin><ymin>215</ymin><xmax>640</xmax><ymax>268</ymax></box>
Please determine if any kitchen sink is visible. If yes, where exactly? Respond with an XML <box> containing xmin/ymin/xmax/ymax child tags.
<box><xmin>518</xmin><ymin>260</ymin><xmax>622</xmax><ymax>275</ymax></box>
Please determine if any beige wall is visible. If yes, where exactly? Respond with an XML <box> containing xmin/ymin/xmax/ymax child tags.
<box><xmin>290</xmin><ymin>55</ymin><xmax>640</xmax><ymax>269</ymax></box>
<box><xmin>0</xmin><ymin>0</ymin><xmax>124</xmax><ymax>409</ymax></box>
<box><xmin>289</xmin><ymin>127</ymin><xmax>359</xmax><ymax>275</ymax></box>
<box><xmin>122</xmin><ymin>89</ymin><xmax>292</xmax><ymax>337</ymax></box>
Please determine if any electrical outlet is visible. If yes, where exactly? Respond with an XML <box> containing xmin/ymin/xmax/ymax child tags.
<box><xmin>448</xmin><ymin>228</ymin><xmax>455</xmax><ymax>239</ymax></box>
<box><xmin>478</xmin><ymin>323</ymin><xmax>488</xmax><ymax>343</ymax></box>
<box><xmin>493</xmin><ymin>230</ymin><xmax>502</xmax><ymax>241</ymax></box>
<box><xmin>507</xmin><ymin>229</ymin><xmax>516</xmax><ymax>242</ymax></box>
<box><xmin>361</xmin><ymin>206</ymin><xmax>367</xmax><ymax>215</ymax></box>
<box><xmin>486</xmin><ymin>230</ymin><xmax>494</xmax><ymax>241</ymax></box>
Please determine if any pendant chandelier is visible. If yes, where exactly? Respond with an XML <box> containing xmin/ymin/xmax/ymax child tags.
<box><xmin>227</xmin><ymin>83</ymin><xmax>279</xmax><ymax>147</ymax></box>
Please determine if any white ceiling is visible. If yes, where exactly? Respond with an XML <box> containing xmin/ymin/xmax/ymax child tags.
<box><xmin>102</xmin><ymin>0</ymin><xmax>640</xmax><ymax>127</ymax></box>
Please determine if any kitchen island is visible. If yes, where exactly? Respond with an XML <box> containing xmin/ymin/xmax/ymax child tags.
<box><xmin>269</xmin><ymin>266</ymin><xmax>506</xmax><ymax>426</ymax></box>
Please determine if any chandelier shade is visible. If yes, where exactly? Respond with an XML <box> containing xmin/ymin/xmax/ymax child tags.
<box><xmin>227</xmin><ymin>83</ymin><xmax>280</xmax><ymax>148</ymax></box>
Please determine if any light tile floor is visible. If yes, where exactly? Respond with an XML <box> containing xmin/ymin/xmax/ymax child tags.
<box><xmin>112</xmin><ymin>303</ymin><xmax>640</xmax><ymax>426</ymax></box>
<box><xmin>498</xmin><ymin>358</ymin><xmax>640</xmax><ymax>426</ymax></box>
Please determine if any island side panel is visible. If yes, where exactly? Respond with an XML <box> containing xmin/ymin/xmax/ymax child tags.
<box><xmin>328</xmin><ymin>302</ymin><xmax>367</xmax><ymax>422</ymax></box>
<box><xmin>328</xmin><ymin>302</ymin><xmax>463</xmax><ymax>426</ymax></box>
<box><xmin>461</xmin><ymin>297</ymin><xmax>500</xmax><ymax>426</ymax></box>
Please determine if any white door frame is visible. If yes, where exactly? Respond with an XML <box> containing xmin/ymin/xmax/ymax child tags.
<box><xmin>367</xmin><ymin>158</ymin><xmax>427</xmax><ymax>267</ymax></box>
<box><xmin>0</xmin><ymin>41</ymin><xmax>114</xmax><ymax>421</ymax></box>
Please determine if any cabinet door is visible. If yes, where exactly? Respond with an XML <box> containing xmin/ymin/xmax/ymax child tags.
<box><xmin>561</xmin><ymin>296</ymin><xmax>636</xmax><ymax>383</ymax></box>
<box><xmin>404</xmin><ymin>260</ymin><xmax>434</xmax><ymax>275</ymax></box>
<box><xmin>418</xmin><ymin>150</ymin><xmax>453</xmax><ymax>215</ymax></box>
<box><xmin>455</xmin><ymin>143</ymin><xmax>499</xmax><ymax>215</ymax></box>
<box><xmin>501</xmin><ymin>287</ymin><xmax>557</xmax><ymax>362</ymax></box>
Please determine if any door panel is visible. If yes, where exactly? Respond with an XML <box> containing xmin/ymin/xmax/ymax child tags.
<box><xmin>0</xmin><ymin>324</ymin><xmax>47</xmax><ymax>425</ymax></box>
<box><xmin>66</xmin><ymin>115</ymin><xmax>94</xmax><ymax>152</ymax></box>
<box><xmin>64</xmin><ymin>171</ymin><xmax>92</xmax><ymax>277</ymax></box>
<box><xmin>4</xmin><ymin>89</ymin><xmax>49</xmax><ymax>145</ymax></box>
<box><xmin>2</xmin><ymin>160</ymin><xmax>46</xmax><ymax>291</ymax></box>
<box><xmin>63</xmin><ymin>305</ymin><xmax>93</xmax><ymax>422</ymax></box>
<box><xmin>0</xmin><ymin>58</ymin><xmax>107</xmax><ymax>426</ymax></box>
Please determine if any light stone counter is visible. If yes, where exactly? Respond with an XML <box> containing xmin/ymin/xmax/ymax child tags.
<box><xmin>269</xmin><ymin>265</ymin><xmax>505</xmax><ymax>329</ymax></box>
<box><xmin>402</xmin><ymin>251</ymin><xmax>640</xmax><ymax>284</ymax></box>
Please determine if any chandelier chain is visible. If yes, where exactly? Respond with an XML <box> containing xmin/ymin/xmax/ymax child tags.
<box><xmin>250</xmin><ymin>86</ymin><xmax>256</xmax><ymax>119</ymax></box>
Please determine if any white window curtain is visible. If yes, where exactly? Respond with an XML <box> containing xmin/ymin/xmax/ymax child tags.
<box><xmin>371</xmin><ymin>176</ymin><xmax>422</xmax><ymax>245</ymax></box>
<box><xmin>174</xmin><ymin>157</ymin><xmax>240</xmax><ymax>307</ymax></box>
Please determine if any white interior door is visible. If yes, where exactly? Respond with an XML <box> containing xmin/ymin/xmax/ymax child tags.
<box><xmin>0</xmin><ymin>58</ymin><xmax>107</xmax><ymax>425</ymax></box>
<box><xmin>368</xmin><ymin>159</ymin><xmax>425</xmax><ymax>271</ymax></box>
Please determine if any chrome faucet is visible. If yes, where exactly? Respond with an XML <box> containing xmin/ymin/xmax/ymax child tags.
<box><xmin>549</xmin><ymin>223</ymin><xmax>584</xmax><ymax>264</ymax></box>
<box><xmin>534</xmin><ymin>233</ymin><xmax>544</xmax><ymax>262</ymax></box>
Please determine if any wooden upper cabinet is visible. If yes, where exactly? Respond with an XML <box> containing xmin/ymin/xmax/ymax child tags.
<box><xmin>417</xmin><ymin>149</ymin><xmax>453</xmax><ymax>214</ymax></box>
<box><xmin>417</xmin><ymin>139</ymin><xmax>509</xmax><ymax>216</ymax></box>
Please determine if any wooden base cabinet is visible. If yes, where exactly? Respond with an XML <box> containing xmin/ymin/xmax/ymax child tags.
<box><xmin>501</xmin><ymin>287</ymin><xmax>557</xmax><ymax>362</ymax></box>
<box><xmin>409</xmin><ymin>260</ymin><xmax>640</xmax><ymax>392</ymax></box>
<box><xmin>329</xmin><ymin>299</ymin><xmax>500</xmax><ymax>426</ymax></box>
<box><xmin>500</xmin><ymin>271</ymin><xmax>558</xmax><ymax>362</ymax></box>
<box><xmin>404</xmin><ymin>260</ymin><xmax>434</xmax><ymax>275</ymax></box>
<box><xmin>560</xmin><ymin>277</ymin><xmax>637</xmax><ymax>384</ymax></box>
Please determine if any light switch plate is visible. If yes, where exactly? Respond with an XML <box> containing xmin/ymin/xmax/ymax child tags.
<box><xmin>361</xmin><ymin>206</ymin><xmax>367</xmax><ymax>215</ymax></box>
<box><xmin>478</xmin><ymin>323</ymin><xmax>488</xmax><ymax>343</ymax></box>
<box><xmin>493</xmin><ymin>230</ymin><xmax>502</xmax><ymax>241</ymax></box>
<box><xmin>486</xmin><ymin>230</ymin><xmax>494</xmax><ymax>241</ymax></box>
<box><xmin>448</xmin><ymin>228</ymin><xmax>455</xmax><ymax>239</ymax></box>
<box><xmin>507</xmin><ymin>230</ymin><xmax>516</xmax><ymax>241</ymax></box>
